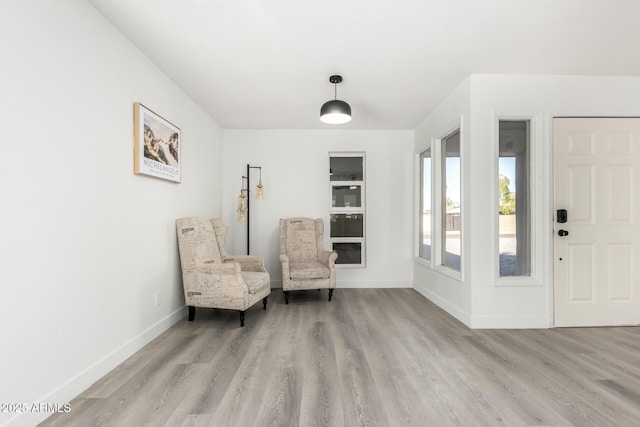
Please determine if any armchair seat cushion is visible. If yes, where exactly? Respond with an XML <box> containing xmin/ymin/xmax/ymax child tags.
<box><xmin>289</xmin><ymin>262</ymin><xmax>330</xmax><ymax>280</ymax></box>
<box><xmin>241</xmin><ymin>271</ymin><xmax>271</xmax><ymax>294</ymax></box>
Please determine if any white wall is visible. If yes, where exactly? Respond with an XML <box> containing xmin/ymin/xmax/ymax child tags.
<box><xmin>414</xmin><ymin>74</ymin><xmax>640</xmax><ymax>329</ymax></box>
<box><xmin>0</xmin><ymin>1</ymin><xmax>222</xmax><ymax>425</ymax></box>
<box><xmin>222</xmin><ymin>130</ymin><xmax>414</xmax><ymax>288</ymax></box>
<box><xmin>468</xmin><ymin>74</ymin><xmax>640</xmax><ymax>328</ymax></box>
<box><xmin>413</xmin><ymin>78</ymin><xmax>472</xmax><ymax>324</ymax></box>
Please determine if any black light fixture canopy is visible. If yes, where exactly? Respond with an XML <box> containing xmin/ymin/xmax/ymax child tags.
<box><xmin>320</xmin><ymin>75</ymin><xmax>352</xmax><ymax>124</ymax></box>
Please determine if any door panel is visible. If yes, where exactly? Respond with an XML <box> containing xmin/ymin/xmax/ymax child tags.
<box><xmin>554</xmin><ymin>118</ymin><xmax>640</xmax><ymax>326</ymax></box>
<box><xmin>607</xmin><ymin>244</ymin><xmax>631</xmax><ymax>300</ymax></box>
<box><xmin>567</xmin><ymin>244</ymin><xmax>594</xmax><ymax>301</ymax></box>
<box><xmin>606</xmin><ymin>165</ymin><xmax>632</xmax><ymax>222</ymax></box>
<box><xmin>567</xmin><ymin>165</ymin><xmax>594</xmax><ymax>223</ymax></box>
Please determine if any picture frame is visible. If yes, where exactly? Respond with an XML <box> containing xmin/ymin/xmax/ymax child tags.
<box><xmin>133</xmin><ymin>102</ymin><xmax>181</xmax><ymax>183</ymax></box>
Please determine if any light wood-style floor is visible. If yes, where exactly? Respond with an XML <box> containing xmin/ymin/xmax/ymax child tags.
<box><xmin>41</xmin><ymin>289</ymin><xmax>640</xmax><ymax>426</ymax></box>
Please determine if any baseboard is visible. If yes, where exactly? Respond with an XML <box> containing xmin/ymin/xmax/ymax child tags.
<box><xmin>4</xmin><ymin>307</ymin><xmax>186</xmax><ymax>427</ymax></box>
<box><xmin>413</xmin><ymin>282</ymin><xmax>472</xmax><ymax>327</ymax></box>
<box><xmin>337</xmin><ymin>280</ymin><xmax>412</xmax><ymax>288</ymax></box>
<box><xmin>470</xmin><ymin>314</ymin><xmax>550</xmax><ymax>329</ymax></box>
<box><xmin>270</xmin><ymin>280</ymin><xmax>412</xmax><ymax>289</ymax></box>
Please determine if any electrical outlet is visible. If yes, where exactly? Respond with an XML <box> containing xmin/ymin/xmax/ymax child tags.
<box><xmin>155</xmin><ymin>292</ymin><xmax>160</xmax><ymax>307</ymax></box>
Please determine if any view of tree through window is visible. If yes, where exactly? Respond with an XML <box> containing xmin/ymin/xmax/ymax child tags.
<box><xmin>498</xmin><ymin>174</ymin><xmax>515</xmax><ymax>214</ymax></box>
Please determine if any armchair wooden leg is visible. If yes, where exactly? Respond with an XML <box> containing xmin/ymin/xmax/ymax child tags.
<box><xmin>239</xmin><ymin>310</ymin><xmax>245</xmax><ymax>327</ymax></box>
<box><xmin>328</xmin><ymin>289</ymin><xmax>334</xmax><ymax>301</ymax></box>
<box><xmin>263</xmin><ymin>296</ymin><xmax>268</xmax><ymax>310</ymax></box>
<box><xmin>188</xmin><ymin>306</ymin><xmax>196</xmax><ymax>321</ymax></box>
<box><xmin>284</xmin><ymin>291</ymin><xmax>290</xmax><ymax>304</ymax></box>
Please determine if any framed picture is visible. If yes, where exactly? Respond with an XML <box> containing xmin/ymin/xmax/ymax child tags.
<box><xmin>134</xmin><ymin>102</ymin><xmax>181</xmax><ymax>183</ymax></box>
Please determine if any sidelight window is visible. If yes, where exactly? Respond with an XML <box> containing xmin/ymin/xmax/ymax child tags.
<box><xmin>330</xmin><ymin>153</ymin><xmax>365</xmax><ymax>267</ymax></box>
<box><xmin>419</xmin><ymin>148</ymin><xmax>432</xmax><ymax>262</ymax></box>
<box><xmin>442</xmin><ymin>130</ymin><xmax>461</xmax><ymax>272</ymax></box>
<box><xmin>498</xmin><ymin>120</ymin><xmax>531</xmax><ymax>277</ymax></box>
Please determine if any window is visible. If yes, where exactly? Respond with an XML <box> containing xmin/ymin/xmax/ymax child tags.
<box><xmin>330</xmin><ymin>153</ymin><xmax>365</xmax><ymax>266</ymax></box>
<box><xmin>442</xmin><ymin>130</ymin><xmax>461</xmax><ymax>272</ymax></box>
<box><xmin>417</xmin><ymin>126</ymin><xmax>462</xmax><ymax>276</ymax></box>
<box><xmin>419</xmin><ymin>148</ymin><xmax>432</xmax><ymax>261</ymax></box>
<box><xmin>498</xmin><ymin>120</ymin><xmax>531</xmax><ymax>276</ymax></box>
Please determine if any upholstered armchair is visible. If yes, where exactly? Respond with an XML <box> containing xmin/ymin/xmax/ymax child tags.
<box><xmin>279</xmin><ymin>217</ymin><xmax>338</xmax><ymax>304</ymax></box>
<box><xmin>176</xmin><ymin>217</ymin><xmax>271</xmax><ymax>327</ymax></box>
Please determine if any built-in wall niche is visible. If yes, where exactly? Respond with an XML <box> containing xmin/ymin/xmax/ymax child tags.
<box><xmin>329</xmin><ymin>153</ymin><xmax>365</xmax><ymax>267</ymax></box>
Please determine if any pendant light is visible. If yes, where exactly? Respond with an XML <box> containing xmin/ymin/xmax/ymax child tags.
<box><xmin>236</xmin><ymin>188</ymin><xmax>247</xmax><ymax>223</ymax></box>
<box><xmin>320</xmin><ymin>75</ymin><xmax>351</xmax><ymax>124</ymax></box>
<box><xmin>255</xmin><ymin>167</ymin><xmax>264</xmax><ymax>200</ymax></box>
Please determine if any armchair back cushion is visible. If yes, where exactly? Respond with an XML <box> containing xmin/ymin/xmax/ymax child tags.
<box><xmin>281</xmin><ymin>218</ymin><xmax>324</xmax><ymax>262</ymax></box>
<box><xmin>177</xmin><ymin>218</ymin><xmax>223</xmax><ymax>267</ymax></box>
<box><xmin>210</xmin><ymin>218</ymin><xmax>229</xmax><ymax>259</ymax></box>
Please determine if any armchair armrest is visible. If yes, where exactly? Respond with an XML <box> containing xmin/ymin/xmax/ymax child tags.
<box><xmin>279</xmin><ymin>254</ymin><xmax>291</xmax><ymax>286</ymax></box>
<box><xmin>199</xmin><ymin>262</ymin><xmax>240</xmax><ymax>275</ymax></box>
<box><xmin>224</xmin><ymin>255</ymin><xmax>266</xmax><ymax>272</ymax></box>
<box><xmin>318</xmin><ymin>250</ymin><xmax>338</xmax><ymax>267</ymax></box>
<box><xmin>183</xmin><ymin>263</ymin><xmax>254</xmax><ymax>310</ymax></box>
<box><xmin>182</xmin><ymin>262</ymin><xmax>249</xmax><ymax>307</ymax></box>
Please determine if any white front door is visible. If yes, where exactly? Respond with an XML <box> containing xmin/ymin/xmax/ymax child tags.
<box><xmin>554</xmin><ymin>118</ymin><xmax>640</xmax><ymax>327</ymax></box>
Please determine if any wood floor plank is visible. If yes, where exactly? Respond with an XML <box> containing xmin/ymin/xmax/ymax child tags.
<box><xmin>499</xmin><ymin>329</ymin><xmax>640</xmax><ymax>426</ymax></box>
<box><xmin>330</xmin><ymin>290</ymin><xmax>390</xmax><ymax>427</ymax></box>
<box><xmin>298</xmin><ymin>320</ymin><xmax>345</xmax><ymax>427</ymax></box>
<box><xmin>40</xmin><ymin>289</ymin><xmax>640</xmax><ymax>427</ymax></box>
<box><xmin>473</xmin><ymin>331</ymin><xmax>609</xmax><ymax>426</ymax></box>
<box><xmin>246</xmin><ymin>297</ymin><xmax>304</xmax><ymax>427</ymax></box>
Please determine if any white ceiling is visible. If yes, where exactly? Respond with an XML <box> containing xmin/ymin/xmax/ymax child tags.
<box><xmin>88</xmin><ymin>0</ymin><xmax>640</xmax><ymax>130</ymax></box>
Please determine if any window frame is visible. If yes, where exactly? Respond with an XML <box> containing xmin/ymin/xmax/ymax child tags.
<box><xmin>497</xmin><ymin>119</ymin><xmax>531</xmax><ymax>278</ymax></box>
<box><xmin>329</xmin><ymin>152</ymin><xmax>366</xmax><ymax>268</ymax></box>
<box><xmin>418</xmin><ymin>145</ymin><xmax>433</xmax><ymax>265</ymax></box>
<box><xmin>436</xmin><ymin>128</ymin><xmax>463</xmax><ymax>279</ymax></box>
<box><xmin>415</xmin><ymin>121</ymin><xmax>464</xmax><ymax>281</ymax></box>
<box><xmin>493</xmin><ymin>111</ymin><xmax>544</xmax><ymax>287</ymax></box>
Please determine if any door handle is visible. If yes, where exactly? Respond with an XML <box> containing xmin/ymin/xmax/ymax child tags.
<box><xmin>558</xmin><ymin>229</ymin><xmax>569</xmax><ymax>237</ymax></box>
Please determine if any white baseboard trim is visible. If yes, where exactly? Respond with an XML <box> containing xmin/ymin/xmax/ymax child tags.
<box><xmin>413</xmin><ymin>283</ymin><xmax>550</xmax><ymax>329</ymax></box>
<box><xmin>337</xmin><ymin>280</ymin><xmax>412</xmax><ymax>288</ymax></box>
<box><xmin>413</xmin><ymin>282</ymin><xmax>472</xmax><ymax>327</ymax></box>
<box><xmin>470</xmin><ymin>314</ymin><xmax>550</xmax><ymax>329</ymax></box>
<box><xmin>270</xmin><ymin>280</ymin><xmax>412</xmax><ymax>289</ymax></box>
<box><xmin>5</xmin><ymin>307</ymin><xmax>186</xmax><ymax>427</ymax></box>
